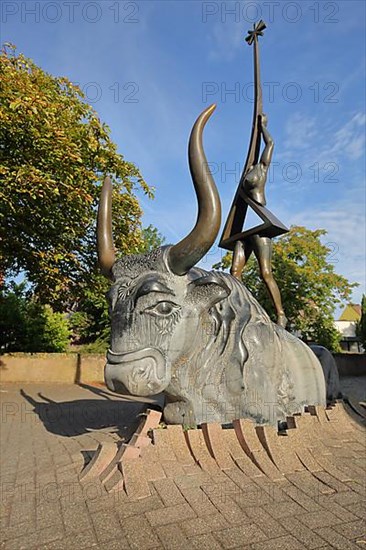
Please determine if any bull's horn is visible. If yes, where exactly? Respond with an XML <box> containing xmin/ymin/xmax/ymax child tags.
<box><xmin>97</xmin><ymin>176</ymin><xmax>116</xmax><ymax>279</ymax></box>
<box><xmin>167</xmin><ymin>104</ymin><xmax>221</xmax><ymax>275</ymax></box>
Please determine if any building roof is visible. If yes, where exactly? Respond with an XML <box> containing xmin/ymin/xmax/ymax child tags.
<box><xmin>338</xmin><ymin>304</ymin><xmax>362</xmax><ymax>322</ymax></box>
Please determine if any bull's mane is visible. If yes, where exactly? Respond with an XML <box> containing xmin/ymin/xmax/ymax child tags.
<box><xmin>188</xmin><ymin>268</ymin><xmax>272</xmax><ymax>385</ymax></box>
<box><xmin>111</xmin><ymin>247</ymin><xmax>166</xmax><ymax>281</ymax></box>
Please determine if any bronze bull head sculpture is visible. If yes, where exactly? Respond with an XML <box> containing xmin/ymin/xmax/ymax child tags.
<box><xmin>97</xmin><ymin>104</ymin><xmax>326</xmax><ymax>426</ymax></box>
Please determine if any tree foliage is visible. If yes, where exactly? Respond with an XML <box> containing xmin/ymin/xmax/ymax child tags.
<box><xmin>0</xmin><ymin>281</ymin><xmax>70</xmax><ymax>352</ymax></box>
<box><xmin>0</xmin><ymin>44</ymin><xmax>153</xmax><ymax>308</ymax></box>
<box><xmin>140</xmin><ymin>225</ymin><xmax>166</xmax><ymax>254</ymax></box>
<box><xmin>214</xmin><ymin>226</ymin><xmax>356</xmax><ymax>351</ymax></box>
<box><xmin>356</xmin><ymin>294</ymin><xmax>366</xmax><ymax>350</ymax></box>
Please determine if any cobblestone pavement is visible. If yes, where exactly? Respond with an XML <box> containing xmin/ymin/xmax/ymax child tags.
<box><xmin>0</xmin><ymin>381</ymin><xmax>365</xmax><ymax>550</ymax></box>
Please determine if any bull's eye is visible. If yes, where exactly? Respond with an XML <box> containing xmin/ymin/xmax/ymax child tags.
<box><xmin>145</xmin><ymin>301</ymin><xmax>180</xmax><ymax>317</ymax></box>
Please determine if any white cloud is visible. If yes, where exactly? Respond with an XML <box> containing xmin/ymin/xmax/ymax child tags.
<box><xmin>207</xmin><ymin>22</ymin><xmax>244</xmax><ymax>61</ymax></box>
<box><xmin>331</xmin><ymin>113</ymin><xmax>366</xmax><ymax>161</ymax></box>
<box><xmin>284</xmin><ymin>113</ymin><xmax>317</xmax><ymax>150</ymax></box>
<box><xmin>282</xmin><ymin>110</ymin><xmax>366</xmax><ymax>165</ymax></box>
<box><xmin>287</xmin><ymin>196</ymin><xmax>365</xmax><ymax>297</ymax></box>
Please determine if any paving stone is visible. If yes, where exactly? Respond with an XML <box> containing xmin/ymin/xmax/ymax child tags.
<box><xmin>2</xmin><ymin>384</ymin><xmax>366</xmax><ymax>550</ymax></box>
<box><xmin>173</xmin><ymin>471</ymin><xmax>212</xmax><ymax>490</ymax></box>
<box><xmin>0</xmin><ymin>520</ymin><xmax>38</xmax><ymax>543</ymax></box>
<box><xmin>214</xmin><ymin>523</ymin><xmax>267</xmax><ymax>548</ymax></box>
<box><xmin>201</xmin><ymin>477</ymin><xmax>242</xmax><ymax>504</ymax></box>
<box><xmin>314</xmin><ymin>470</ymin><xmax>352</xmax><ymax>493</ymax></box>
<box><xmin>185</xmin><ymin>429</ymin><xmax>221</xmax><ymax>474</ymax></box>
<box><xmin>98</xmin><ymin>443</ymin><xmax>126</xmax><ymax>484</ymax></box>
<box><xmin>279</xmin><ymin>516</ymin><xmax>327</xmax><ymax>549</ymax></box>
<box><xmin>283</xmin><ymin>485</ymin><xmax>322</xmax><ymax>512</ymax></box>
<box><xmin>62</xmin><ymin>502</ymin><xmax>93</xmax><ymax>534</ymax></box>
<box><xmin>180</xmin><ymin>513</ymin><xmax>228</xmax><ymax>536</ymax></box>
<box><xmin>251</xmin><ymin>534</ymin><xmax>306</xmax><ymax>549</ymax></box>
<box><xmin>42</xmin><ymin>529</ymin><xmax>99</xmax><ymax>549</ymax></box>
<box><xmin>333</xmin><ymin>520</ymin><xmax>366</xmax><ymax>540</ymax></box>
<box><xmin>222</xmin><ymin>430</ymin><xmax>264</xmax><ymax>479</ymax></box>
<box><xmin>243</xmin><ymin>506</ymin><xmax>287</xmax><ymax>538</ymax></box>
<box><xmin>300</xmin><ymin>510</ymin><xmax>342</xmax><ymax>530</ymax></box>
<box><xmin>181</xmin><ymin>463</ymin><xmax>209</xmax><ymax>477</ymax></box>
<box><xmin>160</xmin><ymin>460</ymin><xmax>185</xmax><ymax>479</ymax></box>
<box><xmin>224</xmin><ymin>465</ymin><xmax>258</xmax><ymax>494</ymax></box>
<box><xmin>153</xmin><ymin>479</ymin><xmax>186</xmax><ymax>506</ymax></box>
<box><xmin>97</xmin><ymin>539</ymin><xmax>130</xmax><ymax>550</ymax></box>
<box><xmin>117</xmin><ymin>495</ymin><xmax>164</xmax><ymax>519</ymax></box>
<box><xmin>346</xmin><ymin>480</ymin><xmax>366</xmax><ymax>496</ymax></box>
<box><xmin>86</xmin><ymin>490</ymin><xmax>124</xmax><ymax>513</ymax></box>
<box><xmin>329</xmin><ymin>490</ymin><xmax>363</xmax><ymax>507</ymax></box>
<box><xmin>135</xmin><ymin>409</ymin><xmax>162</xmax><ymax>436</ymax></box>
<box><xmin>255</xmin><ymin>425</ymin><xmax>304</xmax><ymax>474</ymax></box>
<box><xmin>348</xmin><ymin>501</ymin><xmax>366</xmax><ymax>520</ymax></box>
<box><xmin>104</xmin><ymin>468</ymin><xmax>124</xmax><ymax>493</ymax></box>
<box><xmin>233</xmin><ymin>419</ymin><xmax>283</xmax><ymax>481</ymax></box>
<box><xmin>202</xmin><ymin>488</ymin><xmax>249</xmax><ymax>525</ymax></box>
<box><xmin>58</xmin><ymin>482</ymin><xmax>86</xmax><ymax>508</ymax></box>
<box><xmin>286</xmin><ymin>470</ymin><xmax>334</xmax><ymax>498</ymax></box>
<box><xmin>155</xmin><ymin>524</ymin><xmax>189</xmax><ymax>549</ymax></box>
<box><xmin>312</xmin><ymin>451</ymin><xmax>353</xmax><ymax>482</ymax></box>
<box><xmin>4</xmin><ymin>524</ymin><xmax>65</xmax><ymax>550</ymax></box>
<box><xmin>316</xmin><ymin>526</ymin><xmax>361</xmax><ymax>549</ymax></box>
<box><xmin>179</xmin><ymin>485</ymin><xmax>218</xmax><ymax>516</ymax></box>
<box><xmin>317</xmin><ymin>495</ymin><xmax>359</xmax><ymax>522</ymax></box>
<box><xmin>152</xmin><ymin>429</ymin><xmax>178</xmax><ymax>463</ymax></box>
<box><xmin>264</xmin><ymin>499</ymin><xmax>305</xmax><ymax>519</ymax></box>
<box><xmin>145</xmin><ymin>503</ymin><xmax>196</xmax><ymax>527</ymax></box>
<box><xmin>166</xmin><ymin>425</ymin><xmax>195</xmax><ymax>465</ymax></box>
<box><xmin>232</xmin><ymin>487</ymin><xmax>274</xmax><ymax>509</ymax></box>
<box><xmin>252</xmin><ymin>477</ymin><xmax>292</xmax><ymax>504</ymax></box>
<box><xmin>120</xmin><ymin>514</ymin><xmax>161</xmax><ymax>549</ymax></box>
<box><xmin>189</xmin><ymin>533</ymin><xmax>223</xmax><ymax>550</ymax></box>
<box><xmin>91</xmin><ymin>508</ymin><xmax>123</xmax><ymax>543</ymax></box>
<box><xmin>201</xmin><ymin>423</ymin><xmax>235</xmax><ymax>470</ymax></box>
<box><xmin>36</xmin><ymin>502</ymin><xmax>63</xmax><ymax>530</ymax></box>
<box><xmin>121</xmin><ymin>458</ymin><xmax>151</xmax><ymax>500</ymax></box>
<box><xmin>8</xmin><ymin>498</ymin><xmax>36</xmax><ymax>526</ymax></box>
<box><xmin>296</xmin><ymin>448</ymin><xmax>323</xmax><ymax>473</ymax></box>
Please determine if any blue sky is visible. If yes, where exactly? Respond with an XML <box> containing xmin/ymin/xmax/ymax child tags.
<box><xmin>2</xmin><ymin>0</ymin><xmax>365</xmax><ymax>311</ymax></box>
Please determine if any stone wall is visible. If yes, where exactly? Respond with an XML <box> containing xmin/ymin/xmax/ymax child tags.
<box><xmin>333</xmin><ymin>353</ymin><xmax>366</xmax><ymax>377</ymax></box>
<box><xmin>0</xmin><ymin>352</ymin><xmax>364</xmax><ymax>384</ymax></box>
<box><xmin>0</xmin><ymin>353</ymin><xmax>105</xmax><ymax>384</ymax></box>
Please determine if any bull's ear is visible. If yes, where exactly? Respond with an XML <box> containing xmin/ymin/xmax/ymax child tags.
<box><xmin>187</xmin><ymin>275</ymin><xmax>230</xmax><ymax>308</ymax></box>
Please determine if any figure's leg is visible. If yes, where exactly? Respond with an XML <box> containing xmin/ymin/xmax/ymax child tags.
<box><xmin>230</xmin><ymin>239</ymin><xmax>252</xmax><ymax>279</ymax></box>
<box><xmin>251</xmin><ymin>235</ymin><xmax>287</xmax><ymax>328</ymax></box>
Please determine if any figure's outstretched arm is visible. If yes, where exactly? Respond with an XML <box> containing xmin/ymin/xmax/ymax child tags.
<box><xmin>259</xmin><ymin>114</ymin><xmax>274</xmax><ymax>167</ymax></box>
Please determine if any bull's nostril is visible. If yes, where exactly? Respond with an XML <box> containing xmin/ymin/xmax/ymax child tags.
<box><xmin>104</xmin><ymin>347</ymin><xmax>169</xmax><ymax>397</ymax></box>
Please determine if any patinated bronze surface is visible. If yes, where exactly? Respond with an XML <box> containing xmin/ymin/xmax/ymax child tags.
<box><xmin>95</xmin><ymin>26</ymin><xmax>338</xmax><ymax>426</ymax></box>
<box><xmin>219</xmin><ymin>21</ymin><xmax>288</xmax><ymax>328</ymax></box>
<box><xmin>97</xmin><ymin>106</ymin><xmax>327</xmax><ymax>426</ymax></box>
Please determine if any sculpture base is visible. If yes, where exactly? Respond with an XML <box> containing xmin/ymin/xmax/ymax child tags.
<box><xmin>79</xmin><ymin>400</ymin><xmax>365</xmax><ymax>496</ymax></box>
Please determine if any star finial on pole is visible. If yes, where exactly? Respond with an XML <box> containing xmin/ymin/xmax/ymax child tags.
<box><xmin>245</xmin><ymin>19</ymin><xmax>267</xmax><ymax>45</ymax></box>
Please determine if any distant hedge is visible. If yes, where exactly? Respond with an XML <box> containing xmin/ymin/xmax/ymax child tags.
<box><xmin>0</xmin><ymin>282</ymin><xmax>70</xmax><ymax>353</ymax></box>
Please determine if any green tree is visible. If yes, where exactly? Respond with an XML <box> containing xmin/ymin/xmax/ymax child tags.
<box><xmin>214</xmin><ymin>226</ymin><xmax>356</xmax><ymax>351</ymax></box>
<box><xmin>0</xmin><ymin>44</ymin><xmax>153</xmax><ymax>308</ymax></box>
<box><xmin>356</xmin><ymin>294</ymin><xmax>366</xmax><ymax>350</ymax></box>
<box><xmin>140</xmin><ymin>224</ymin><xmax>165</xmax><ymax>253</ymax></box>
<box><xmin>0</xmin><ymin>281</ymin><xmax>70</xmax><ymax>352</ymax></box>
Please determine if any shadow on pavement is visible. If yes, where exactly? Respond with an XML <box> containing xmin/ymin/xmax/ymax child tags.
<box><xmin>19</xmin><ymin>385</ymin><xmax>163</xmax><ymax>440</ymax></box>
